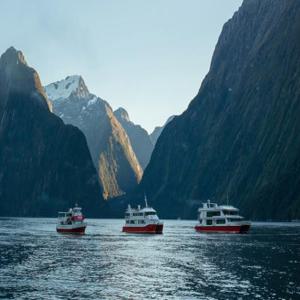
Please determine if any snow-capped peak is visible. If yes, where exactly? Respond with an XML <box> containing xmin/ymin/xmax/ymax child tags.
<box><xmin>44</xmin><ymin>75</ymin><xmax>90</xmax><ymax>101</ymax></box>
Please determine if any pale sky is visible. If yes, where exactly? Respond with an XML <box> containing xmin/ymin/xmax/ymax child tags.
<box><xmin>0</xmin><ymin>0</ymin><xmax>242</xmax><ymax>133</ymax></box>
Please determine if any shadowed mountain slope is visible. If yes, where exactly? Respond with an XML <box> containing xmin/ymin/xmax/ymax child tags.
<box><xmin>114</xmin><ymin>107</ymin><xmax>154</xmax><ymax>169</ymax></box>
<box><xmin>0</xmin><ymin>47</ymin><xmax>104</xmax><ymax>217</ymax></box>
<box><xmin>139</xmin><ymin>0</ymin><xmax>300</xmax><ymax>220</ymax></box>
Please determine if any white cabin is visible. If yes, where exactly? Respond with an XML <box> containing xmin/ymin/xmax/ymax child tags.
<box><xmin>125</xmin><ymin>204</ymin><xmax>160</xmax><ymax>225</ymax></box>
<box><xmin>57</xmin><ymin>205</ymin><xmax>84</xmax><ymax>225</ymax></box>
<box><xmin>198</xmin><ymin>200</ymin><xmax>246</xmax><ymax>226</ymax></box>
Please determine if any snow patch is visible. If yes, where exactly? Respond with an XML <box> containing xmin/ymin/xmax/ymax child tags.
<box><xmin>87</xmin><ymin>96</ymin><xmax>98</xmax><ymax>106</ymax></box>
<box><xmin>44</xmin><ymin>75</ymin><xmax>85</xmax><ymax>101</ymax></box>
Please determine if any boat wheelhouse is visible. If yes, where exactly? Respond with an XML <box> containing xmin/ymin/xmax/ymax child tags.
<box><xmin>195</xmin><ymin>200</ymin><xmax>251</xmax><ymax>233</ymax></box>
<box><xmin>122</xmin><ymin>197</ymin><xmax>163</xmax><ymax>234</ymax></box>
<box><xmin>56</xmin><ymin>205</ymin><xmax>87</xmax><ymax>234</ymax></box>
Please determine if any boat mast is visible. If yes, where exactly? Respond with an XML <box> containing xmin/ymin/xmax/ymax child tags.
<box><xmin>144</xmin><ymin>193</ymin><xmax>148</xmax><ymax>207</ymax></box>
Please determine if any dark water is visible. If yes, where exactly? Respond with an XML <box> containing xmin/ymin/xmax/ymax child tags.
<box><xmin>0</xmin><ymin>219</ymin><xmax>299</xmax><ymax>300</ymax></box>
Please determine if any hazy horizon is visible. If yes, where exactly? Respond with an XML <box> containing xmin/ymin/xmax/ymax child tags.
<box><xmin>0</xmin><ymin>0</ymin><xmax>242</xmax><ymax>132</ymax></box>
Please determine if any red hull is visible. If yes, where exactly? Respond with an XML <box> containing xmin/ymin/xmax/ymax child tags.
<box><xmin>122</xmin><ymin>224</ymin><xmax>163</xmax><ymax>234</ymax></box>
<box><xmin>195</xmin><ymin>224</ymin><xmax>250</xmax><ymax>234</ymax></box>
<box><xmin>56</xmin><ymin>226</ymin><xmax>86</xmax><ymax>234</ymax></box>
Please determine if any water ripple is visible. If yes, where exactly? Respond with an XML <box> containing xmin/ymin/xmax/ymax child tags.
<box><xmin>0</xmin><ymin>219</ymin><xmax>299</xmax><ymax>299</ymax></box>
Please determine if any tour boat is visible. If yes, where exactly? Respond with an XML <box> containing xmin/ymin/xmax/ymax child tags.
<box><xmin>195</xmin><ymin>200</ymin><xmax>251</xmax><ymax>233</ymax></box>
<box><xmin>56</xmin><ymin>205</ymin><xmax>87</xmax><ymax>234</ymax></box>
<box><xmin>122</xmin><ymin>197</ymin><xmax>163</xmax><ymax>234</ymax></box>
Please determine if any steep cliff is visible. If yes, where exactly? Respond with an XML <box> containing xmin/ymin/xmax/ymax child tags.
<box><xmin>150</xmin><ymin>116</ymin><xmax>175</xmax><ymax>146</ymax></box>
<box><xmin>140</xmin><ymin>0</ymin><xmax>300</xmax><ymax>220</ymax></box>
<box><xmin>45</xmin><ymin>77</ymin><xmax>143</xmax><ymax>199</ymax></box>
<box><xmin>114</xmin><ymin>107</ymin><xmax>153</xmax><ymax>169</ymax></box>
<box><xmin>0</xmin><ymin>47</ymin><xmax>103</xmax><ymax>217</ymax></box>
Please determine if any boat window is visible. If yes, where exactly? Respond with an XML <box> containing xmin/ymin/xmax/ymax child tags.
<box><xmin>145</xmin><ymin>212</ymin><xmax>156</xmax><ymax>216</ymax></box>
<box><xmin>125</xmin><ymin>213</ymin><xmax>130</xmax><ymax>217</ymax></box>
<box><xmin>138</xmin><ymin>220</ymin><xmax>145</xmax><ymax>224</ymax></box>
<box><xmin>206</xmin><ymin>220</ymin><xmax>213</xmax><ymax>225</ymax></box>
<box><xmin>223</xmin><ymin>210</ymin><xmax>238</xmax><ymax>215</ymax></box>
<box><xmin>133</xmin><ymin>213</ymin><xmax>143</xmax><ymax>216</ymax></box>
<box><xmin>126</xmin><ymin>220</ymin><xmax>130</xmax><ymax>224</ymax></box>
<box><xmin>130</xmin><ymin>220</ymin><xmax>135</xmax><ymax>224</ymax></box>
<box><xmin>199</xmin><ymin>219</ymin><xmax>202</xmax><ymax>224</ymax></box>
<box><xmin>206</xmin><ymin>211</ymin><xmax>220</xmax><ymax>217</ymax></box>
<box><xmin>216</xmin><ymin>219</ymin><xmax>226</xmax><ymax>224</ymax></box>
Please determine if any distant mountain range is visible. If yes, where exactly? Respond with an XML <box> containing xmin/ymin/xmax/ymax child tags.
<box><xmin>45</xmin><ymin>76</ymin><xmax>143</xmax><ymax>199</ymax></box>
<box><xmin>44</xmin><ymin>76</ymin><xmax>172</xmax><ymax>199</ymax></box>
<box><xmin>137</xmin><ymin>0</ymin><xmax>300</xmax><ymax>220</ymax></box>
<box><xmin>0</xmin><ymin>48</ymin><xmax>104</xmax><ymax>217</ymax></box>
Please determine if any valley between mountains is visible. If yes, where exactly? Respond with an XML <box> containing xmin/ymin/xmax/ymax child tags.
<box><xmin>0</xmin><ymin>0</ymin><xmax>299</xmax><ymax>220</ymax></box>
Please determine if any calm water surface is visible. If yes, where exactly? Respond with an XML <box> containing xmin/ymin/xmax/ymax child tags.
<box><xmin>0</xmin><ymin>219</ymin><xmax>299</xmax><ymax>300</ymax></box>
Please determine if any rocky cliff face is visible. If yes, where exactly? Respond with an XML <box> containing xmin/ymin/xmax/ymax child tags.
<box><xmin>114</xmin><ymin>107</ymin><xmax>153</xmax><ymax>169</ymax></box>
<box><xmin>139</xmin><ymin>0</ymin><xmax>300</xmax><ymax>220</ymax></box>
<box><xmin>0</xmin><ymin>47</ymin><xmax>104</xmax><ymax>217</ymax></box>
<box><xmin>150</xmin><ymin>116</ymin><xmax>175</xmax><ymax>146</ymax></box>
<box><xmin>45</xmin><ymin>77</ymin><xmax>143</xmax><ymax>199</ymax></box>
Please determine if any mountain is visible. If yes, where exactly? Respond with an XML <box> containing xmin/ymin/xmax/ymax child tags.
<box><xmin>45</xmin><ymin>77</ymin><xmax>143</xmax><ymax>199</ymax></box>
<box><xmin>45</xmin><ymin>75</ymin><xmax>90</xmax><ymax>101</ymax></box>
<box><xmin>0</xmin><ymin>47</ymin><xmax>103</xmax><ymax>217</ymax></box>
<box><xmin>150</xmin><ymin>116</ymin><xmax>175</xmax><ymax>145</ymax></box>
<box><xmin>138</xmin><ymin>0</ymin><xmax>300</xmax><ymax>220</ymax></box>
<box><xmin>114</xmin><ymin>107</ymin><xmax>153</xmax><ymax>169</ymax></box>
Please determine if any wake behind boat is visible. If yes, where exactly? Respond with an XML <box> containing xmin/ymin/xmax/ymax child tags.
<box><xmin>195</xmin><ymin>200</ymin><xmax>251</xmax><ymax>233</ymax></box>
<box><xmin>56</xmin><ymin>205</ymin><xmax>87</xmax><ymax>234</ymax></box>
<box><xmin>122</xmin><ymin>196</ymin><xmax>163</xmax><ymax>234</ymax></box>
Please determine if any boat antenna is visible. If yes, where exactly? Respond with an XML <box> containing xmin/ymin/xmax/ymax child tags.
<box><xmin>144</xmin><ymin>193</ymin><xmax>148</xmax><ymax>207</ymax></box>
